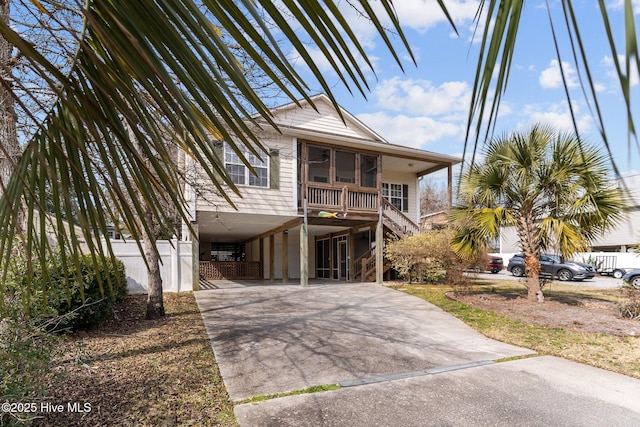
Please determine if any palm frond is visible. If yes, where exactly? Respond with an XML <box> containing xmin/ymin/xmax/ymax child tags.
<box><xmin>0</xmin><ymin>0</ymin><xmax>414</xmax><ymax>299</ymax></box>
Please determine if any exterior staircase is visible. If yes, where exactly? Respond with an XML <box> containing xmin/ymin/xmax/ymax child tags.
<box><xmin>354</xmin><ymin>199</ymin><xmax>420</xmax><ymax>282</ymax></box>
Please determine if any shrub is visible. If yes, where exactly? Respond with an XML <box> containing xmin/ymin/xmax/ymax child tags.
<box><xmin>46</xmin><ymin>254</ymin><xmax>128</xmax><ymax>330</ymax></box>
<box><xmin>5</xmin><ymin>253</ymin><xmax>128</xmax><ymax>331</ymax></box>
<box><xmin>385</xmin><ymin>230</ymin><xmax>483</xmax><ymax>290</ymax></box>
<box><xmin>618</xmin><ymin>285</ymin><xmax>640</xmax><ymax>320</ymax></box>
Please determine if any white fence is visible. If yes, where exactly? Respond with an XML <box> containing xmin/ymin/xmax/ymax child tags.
<box><xmin>104</xmin><ymin>239</ymin><xmax>195</xmax><ymax>294</ymax></box>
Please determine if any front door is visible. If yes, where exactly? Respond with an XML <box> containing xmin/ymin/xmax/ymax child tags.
<box><xmin>332</xmin><ymin>235</ymin><xmax>349</xmax><ymax>280</ymax></box>
<box><xmin>337</xmin><ymin>240</ymin><xmax>348</xmax><ymax>280</ymax></box>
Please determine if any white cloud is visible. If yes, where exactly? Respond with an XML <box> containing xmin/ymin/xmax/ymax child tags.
<box><xmin>539</xmin><ymin>60</ymin><xmax>579</xmax><ymax>89</ymax></box>
<box><xmin>357</xmin><ymin>112</ymin><xmax>462</xmax><ymax>149</ymax></box>
<box><xmin>520</xmin><ymin>101</ymin><xmax>593</xmax><ymax>134</ymax></box>
<box><xmin>393</xmin><ymin>0</ymin><xmax>480</xmax><ymax>34</ymax></box>
<box><xmin>602</xmin><ymin>54</ymin><xmax>639</xmax><ymax>87</ymax></box>
<box><xmin>607</xmin><ymin>0</ymin><xmax>640</xmax><ymax>14</ymax></box>
<box><xmin>371</xmin><ymin>77</ymin><xmax>471</xmax><ymax>116</ymax></box>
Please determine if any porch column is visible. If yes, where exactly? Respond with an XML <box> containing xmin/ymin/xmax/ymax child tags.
<box><xmin>300</xmin><ymin>200</ymin><xmax>308</xmax><ymax>287</ymax></box>
<box><xmin>282</xmin><ymin>230</ymin><xmax>289</xmax><ymax>283</ymax></box>
<box><xmin>269</xmin><ymin>234</ymin><xmax>275</xmax><ymax>282</ymax></box>
<box><xmin>259</xmin><ymin>238</ymin><xmax>264</xmax><ymax>279</ymax></box>
<box><xmin>376</xmin><ymin>210</ymin><xmax>383</xmax><ymax>284</ymax></box>
<box><xmin>447</xmin><ymin>164</ymin><xmax>453</xmax><ymax>208</ymax></box>
<box><xmin>191</xmin><ymin>224</ymin><xmax>199</xmax><ymax>291</ymax></box>
<box><xmin>348</xmin><ymin>228</ymin><xmax>355</xmax><ymax>281</ymax></box>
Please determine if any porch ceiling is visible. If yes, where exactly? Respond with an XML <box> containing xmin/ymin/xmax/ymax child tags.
<box><xmin>196</xmin><ymin>211</ymin><xmax>352</xmax><ymax>243</ymax></box>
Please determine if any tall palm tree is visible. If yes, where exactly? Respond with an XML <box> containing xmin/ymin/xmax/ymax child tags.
<box><xmin>451</xmin><ymin>125</ymin><xmax>628</xmax><ymax>302</ymax></box>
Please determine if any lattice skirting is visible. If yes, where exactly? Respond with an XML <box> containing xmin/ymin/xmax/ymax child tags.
<box><xmin>199</xmin><ymin>261</ymin><xmax>262</xmax><ymax>280</ymax></box>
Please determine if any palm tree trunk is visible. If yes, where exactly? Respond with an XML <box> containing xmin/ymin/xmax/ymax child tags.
<box><xmin>517</xmin><ymin>211</ymin><xmax>544</xmax><ymax>303</ymax></box>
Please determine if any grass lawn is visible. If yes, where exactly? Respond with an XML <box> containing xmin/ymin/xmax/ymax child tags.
<box><xmin>397</xmin><ymin>282</ymin><xmax>640</xmax><ymax>379</ymax></box>
<box><xmin>28</xmin><ymin>281</ymin><xmax>640</xmax><ymax>425</ymax></box>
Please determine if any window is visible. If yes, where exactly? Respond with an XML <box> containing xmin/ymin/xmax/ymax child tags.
<box><xmin>224</xmin><ymin>142</ymin><xmax>268</xmax><ymax>187</ymax></box>
<box><xmin>382</xmin><ymin>183</ymin><xmax>409</xmax><ymax>213</ymax></box>
<box><xmin>335</xmin><ymin>150</ymin><xmax>355</xmax><ymax>183</ymax></box>
<box><xmin>308</xmin><ymin>146</ymin><xmax>330</xmax><ymax>183</ymax></box>
<box><xmin>210</xmin><ymin>243</ymin><xmax>245</xmax><ymax>261</ymax></box>
<box><xmin>360</xmin><ymin>155</ymin><xmax>377</xmax><ymax>188</ymax></box>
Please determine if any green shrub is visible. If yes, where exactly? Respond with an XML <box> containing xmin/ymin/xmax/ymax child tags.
<box><xmin>5</xmin><ymin>253</ymin><xmax>128</xmax><ymax>331</ymax></box>
<box><xmin>47</xmin><ymin>255</ymin><xmax>128</xmax><ymax>330</ymax></box>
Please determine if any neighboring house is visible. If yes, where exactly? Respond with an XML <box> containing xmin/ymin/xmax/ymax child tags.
<box><xmin>499</xmin><ymin>174</ymin><xmax>640</xmax><ymax>254</ymax></box>
<box><xmin>186</xmin><ymin>94</ymin><xmax>461</xmax><ymax>284</ymax></box>
<box><xmin>420</xmin><ymin>211</ymin><xmax>448</xmax><ymax>231</ymax></box>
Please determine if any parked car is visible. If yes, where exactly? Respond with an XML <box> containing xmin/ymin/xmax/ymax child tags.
<box><xmin>622</xmin><ymin>269</ymin><xmax>640</xmax><ymax>289</ymax></box>
<box><xmin>486</xmin><ymin>255</ymin><xmax>504</xmax><ymax>274</ymax></box>
<box><xmin>507</xmin><ymin>253</ymin><xmax>596</xmax><ymax>281</ymax></box>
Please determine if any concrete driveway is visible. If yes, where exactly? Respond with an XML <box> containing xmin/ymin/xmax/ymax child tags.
<box><xmin>195</xmin><ymin>281</ymin><xmax>640</xmax><ymax>426</ymax></box>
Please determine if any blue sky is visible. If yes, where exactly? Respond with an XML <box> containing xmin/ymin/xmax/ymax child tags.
<box><xmin>293</xmin><ymin>0</ymin><xmax>640</xmax><ymax>180</ymax></box>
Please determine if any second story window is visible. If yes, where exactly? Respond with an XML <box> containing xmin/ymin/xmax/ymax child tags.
<box><xmin>335</xmin><ymin>150</ymin><xmax>355</xmax><ymax>183</ymax></box>
<box><xmin>225</xmin><ymin>142</ymin><xmax>268</xmax><ymax>187</ymax></box>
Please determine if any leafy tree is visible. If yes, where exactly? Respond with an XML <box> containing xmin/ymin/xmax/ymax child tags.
<box><xmin>451</xmin><ymin>125</ymin><xmax>628</xmax><ymax>302</ymax></box>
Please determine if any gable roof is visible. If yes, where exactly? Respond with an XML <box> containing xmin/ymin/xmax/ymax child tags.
<box><xmin>256</xmin><ymin>94</ymin><xmax>389</xmax><ymax>144</ymax></box>
<box><xmin>252</xmin><ymin>94</ymin><xmax>461</xmax><ymax>173</ymax></box>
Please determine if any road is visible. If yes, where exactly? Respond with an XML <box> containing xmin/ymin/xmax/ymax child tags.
<box><xmin>475</xmin><ymin>269</ymin><xmax>624</xmax><ymax>289</ymax></box>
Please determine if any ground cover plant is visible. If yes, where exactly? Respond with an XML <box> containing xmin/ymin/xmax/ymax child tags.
<box><xmin>30</xmin><ymin>293</ymin><xmax>236</xmax><ymax>426</ymax></box>
<box><xmin>396</xmin><ymin>281</ymin><xmax>640</xmax><ymax>379</ymax></box>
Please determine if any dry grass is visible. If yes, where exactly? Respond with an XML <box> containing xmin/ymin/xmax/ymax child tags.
<box><xmin>32</xmin><ymin>293</ymin><xmax>236</xmax><ymax>427</ymax></box>
<box><xmin>399</xmin><ymin>283</ymin><xmax>640</xmax><ymax>379</ymax></box>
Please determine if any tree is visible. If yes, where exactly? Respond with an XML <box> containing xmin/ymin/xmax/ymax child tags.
<box><xmin>467</xmin><ymin>2</ymin><xmax>639</xmax><ymax>177</ymax></box>
<box><xmin>420</xmin><ymin>179</ymin><xmax>449</xmax><ymax>216</ymax></box>
<box><xmin>451</xmin><ymin>125</ymin><xmax>628</xmax><ymax>303</ymax></box>
<box><xmin>0</xmin><ymin>1</ymin><xmax>416</xmax><ymax>308</ymax></box>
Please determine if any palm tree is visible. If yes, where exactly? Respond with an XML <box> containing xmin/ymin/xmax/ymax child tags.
<box><xmin>451</xmin><ymin>125</ymin><xmax>628</xmax><ymax>302</ymax></box>
<box><xmin>0</xmin><ymin>0</ymin><xmax>420</xmax><ymax>304</ymax></box>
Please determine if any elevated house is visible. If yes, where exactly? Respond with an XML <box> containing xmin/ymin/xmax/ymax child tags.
<box><xmin>187</xmin><ymin>94</ymin><xmax>460</xmax><ymax>285</ymax></box>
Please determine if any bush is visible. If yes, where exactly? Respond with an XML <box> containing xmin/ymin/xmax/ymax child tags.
<box><xmin>385</xmin><ymin>230</ymin><xmax>484</xmax><ymax>290</ymax></box>
<box><xmin>47</xmin><ymin>254</ymin><xmax>128</xmax><ymax>330</ymax></box>
<box><xmin>618</xmin><ymin>285</ymin><xmax>640</xmax><ymax>320</ymax></box>
<box><xmin>6</xmin><ymin>253</ymin><xmax>128</xmax><ymax>331</ymax></box>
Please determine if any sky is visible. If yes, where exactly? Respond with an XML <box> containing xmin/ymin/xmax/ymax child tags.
<box><xmin>292</xmin><ymin>0</ymin><xmax>640</xmax><ymax>181</ymax></box>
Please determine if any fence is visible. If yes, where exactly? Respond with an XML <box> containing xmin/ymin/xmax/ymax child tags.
<box><xmin>104</xmin><ymin>239</ymin><xmax>195</xmax><ymax>294</ymax></box>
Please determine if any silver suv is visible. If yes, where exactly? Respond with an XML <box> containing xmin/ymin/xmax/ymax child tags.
<box><xmin>507</xmin><ymin>253</ymin><xmax>596</xmax><ymax>281</ymax></box>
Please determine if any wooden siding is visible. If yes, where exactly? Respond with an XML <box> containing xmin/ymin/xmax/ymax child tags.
<box><xmin>196</xmin><ymin>134</ymin><xmax>296</xmax><ymax>216</ymax></box>
<box><xmin>274</xmin><ymin>100</ymin><xmax>378</xmax><ymax>141</ymax></box>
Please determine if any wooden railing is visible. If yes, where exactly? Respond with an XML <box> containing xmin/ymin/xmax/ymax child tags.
<box><xmin>305</xmin><ymin>184</ymin><xmax>379</xmax><ymax>212</ymax></box>
<box><xmin>199</xmin><ymin>261</ymin><xmax>262</xmax><ymax>280</ymax></box>
<box><xmin>382</xmin><ymin>198</ymin><xmax>419</xmax><ymax>237</ymax></box>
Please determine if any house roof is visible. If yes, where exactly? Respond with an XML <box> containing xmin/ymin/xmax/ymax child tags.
<box><xmin>253</xmin><ymin>94</ymin><xmax>461</xmax><ymax>175</ymax></box>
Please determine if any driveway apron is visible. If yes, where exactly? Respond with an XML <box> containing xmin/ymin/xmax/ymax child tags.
<box><xmin>195</xmin><ymin>282</ymin><xmax>533</xmax><ymax>401</ymax></box>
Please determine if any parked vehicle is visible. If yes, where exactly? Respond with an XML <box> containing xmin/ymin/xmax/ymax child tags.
<box><xmin>486</xmin><ymin>255</ymin><xmax>504</xmax><ymax>274</ymax></box>
<box><xmin>507</xmin><ymin>253</ymin><xmax>596</xmax><ymax>281</ymax></box>
<box><xmin>622</xmin><ymin>269</ymin><xmax>640</xmax><ymax>289</ymax></box>
<box><xmin>593</xmin><ymin>255</ymin><xmax>627</xmax><ymax>279</ymax></box>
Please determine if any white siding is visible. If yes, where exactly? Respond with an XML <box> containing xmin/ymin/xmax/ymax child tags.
<box><xmin>382</xmin><ymin>169</ymin><xmax>419</xmax><ymax>224</ymax></box>
<box><xmin>197</xmin><ymin>133</ymin><xmax>296</xmax><ymax>216</ymax></box>
<box><xmin>274</xmin><ymin>100</ymin><xmax>376</xmax><ymax>141</ymax></box>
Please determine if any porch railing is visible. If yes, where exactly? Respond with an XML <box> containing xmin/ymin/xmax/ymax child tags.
<box><xmin>382</xmin><ymin>198</ymin><xmax>419</xmax><ymax>237</ymax></box>
<box><xmin>305</xmin><ymin>184</ymin><xmax>379</xmax><ymax>212</ymax></box>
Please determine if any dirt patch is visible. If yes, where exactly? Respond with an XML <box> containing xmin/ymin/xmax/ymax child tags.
<box><xmin>450</xmin><ymin>291</ymin><xmax>640</xmax><ymax>337</ymax></box>
<box><xmin>32</xmin><ymin>293</ymin><xmax>237</xmax><ymax>427</ymax></box>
